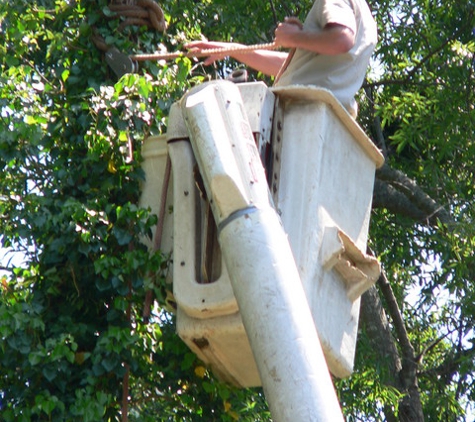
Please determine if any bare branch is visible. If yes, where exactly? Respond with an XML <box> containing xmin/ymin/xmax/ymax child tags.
<box><xmin>360</xmin><ymin>285</ymin><xmax>400</xmax><ymax>422</ymax></box>
<box><xmin>373</xmin><ymin>164</ymin><xmax>453</xmax><ymax>226</ymax></box>
<box><xmin>377</xmin><ymin>270</ymin><xmax>425</xmax><ymax>422</ymax></box>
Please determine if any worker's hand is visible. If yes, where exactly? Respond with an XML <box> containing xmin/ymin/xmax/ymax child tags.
<box><xmin>184</xmin><ymin>40</ymin><xmax>235</xmax><ymax>66</ymax></box>
<box><xmin>274</xmin><ymin>17</ymin><xmax>304</xmax><ymax>48</ymax></box>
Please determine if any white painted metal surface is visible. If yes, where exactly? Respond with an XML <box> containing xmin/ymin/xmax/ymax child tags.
<box><xmin>168</xmin><ymin>140</ymin><xmax>239</xmax><ymax>318</ymax></box>
<box><xmin>167</xmin><ymin>86</ymin><xmax>275</xmax><ymax>385</ymax></box>
<box><xmin>180</xmin><ymin>81</ymin><xmax>344</xmax><ymax>421</ymax></box>
<box><xmin>181</xmin><ymin>83</ymin><xmax>270</xmax><ymax>219</ymax></box>
<box><xmin>235</xmin><ymin>82</ymin><xmax>275</xmax><ymax>160</ymax></box>
<box><xmin>176</xmin><ymin>307</ymin><xmax>260</xmax><ymax>386</ymax></box>
<box><xmin>138</xmin><ymin>135</ymin><xmax>173</xmax><ymax>257</ymax></box>
<box><xmin>220</xmin><ymin>207</ymin><xmax>344</xmax><ymax>422</ymax></box>
<box><xmin>139</xmin><ymin>81</ymin><xmax>384</xmax><ymax>419</ymax></box>
<box><xmin>270</xmin><ymin>86</ymin><xmax>382</xmax><ymax>377</ymax></box>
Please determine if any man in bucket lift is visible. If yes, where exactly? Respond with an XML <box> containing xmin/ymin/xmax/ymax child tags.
<box><xmin>185</xmin><ymin>0</ymin><xmax>377</xmax><ymax>118</ymax></box>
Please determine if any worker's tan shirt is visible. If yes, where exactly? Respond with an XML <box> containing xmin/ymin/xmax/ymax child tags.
<box><xmin>274</xmin><ymin>0</ymin><xmax>377</xmax><ymax>116</ymax></box>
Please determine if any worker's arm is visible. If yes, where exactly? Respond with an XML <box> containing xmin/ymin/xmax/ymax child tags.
<box><xmin>184</xmin><ymin>40</ymin><xmax>288</xmax><ymax>76</ymax></box>
<box><xmin>184</xmin><ymin>18</ymin><xmax>355</xmax><ymax>76</ymax></box>
<box><xmin>274</xmin><ymin>18</ymin><xmax>355</xmax><ymax>55</ymax></box>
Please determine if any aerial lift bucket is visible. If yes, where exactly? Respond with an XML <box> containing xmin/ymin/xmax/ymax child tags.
<box><xmin>139</xmin><ymin>80</ymin><xmax>384</xmax><ymax>421</ymax></box>
<box><xmin>178</xmin><ymin>80</ymin><xmax>344</xmax><ymax>422</ymax></box>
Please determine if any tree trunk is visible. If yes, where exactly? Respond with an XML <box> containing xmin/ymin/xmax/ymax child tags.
<box><xmin>361</xmin><ymin>282</ymin><xmax>425</xmax><ymax>422</ymax></box>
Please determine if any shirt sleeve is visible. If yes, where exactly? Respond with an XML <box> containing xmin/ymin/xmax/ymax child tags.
<box><xmin>319</xmin><ymin>0</ymin><xmax>357</xmax><ymax>34</ymax></box>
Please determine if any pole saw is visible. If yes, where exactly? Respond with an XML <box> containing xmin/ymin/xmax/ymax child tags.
<box><xmin>105</xmin><ymin>42</ymin><xmax>278</xmax><ymax>78</ymax></box>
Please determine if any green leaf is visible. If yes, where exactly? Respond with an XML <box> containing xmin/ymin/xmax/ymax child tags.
<box><xmin>23</xmin><ymin>115</ymin><xmax>37</xmax><ymax>125</ymax></box>
<box><xmin>28</xmin><ymin>351</ymin><xmax>44</xmax><ymax>366</ymax></box>
<box><xmin>42</xmin><ymin>366</ymin><xmax>58</xmax><ymax>382</ymax></box>
<box><xmin>61</xmin><ymin>69</ymin><xmax>70</xmax><ymax>82</ymax></box>
<box><xmin>101</xmin><ymin>356</ymin><xmax>119</xmax><ymax>372</ymax></box>
<box><xmin>95</xmin><ymin>277</ymin><xmax>111</xmax><ymax>292</ymax></box>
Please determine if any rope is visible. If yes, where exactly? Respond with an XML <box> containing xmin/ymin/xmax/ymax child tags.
<box><xmin>92</xmin><ymin>0</ymin><xmax>166</xmax><ymax>53</ymax></box>
<box><xmin>94</xmin><ymin>1</ymin><xmax>277</xmax><ymax>64</ymax></box>
<box><xmin>130</xmin><ymin>42</ymin><xmax>278</xmax><ymax>62</ymax></box>
<box><xmin>274</xmin><ymin>47</ymin><xmax>295</xmax><ymax>84</ymax></box>
<box><xmin>109</xmin><ymin>0</ymin><xmax>167</xmax><ymax>32</ymax></box>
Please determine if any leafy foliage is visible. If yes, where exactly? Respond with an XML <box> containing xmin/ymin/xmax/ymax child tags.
<box><xmin>0</xmin><ymin>1</ymin><xmax>268</xmax><ymax>420</ymax></box>
<box><xmin>1</xmin><ymin>0</ymin><xmax>475</xmax><ymax>421</ymax></box>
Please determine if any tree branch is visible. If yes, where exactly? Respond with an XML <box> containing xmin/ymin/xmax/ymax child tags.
<box><xmin>373</xmin><ymin>179</ymin><xmax>428</xmax><ymax>221</ymax></box>
<box><xmin>365</xmin><ymin>13</ymin><xmax>474</xmax><ymax>90</ymax></box>
<box><xmin>373</xmin><ymin>164</ymin><xmax>453</xmax><ymax>226</ymax></box>
<box><xmin>377</xmin><ymin>270</ymin><xmax>425</xmax><ymax>422</ymax></box>
<box><xmin>419</xmin><ymin>344</ymin><xmax>475</xmax><ymax>384</ymax></box>
<box><xmin>360</xmin><ymin>285</ymin><xmax>401</xmax><ymax>422</ymax></box>
<box><xmin>268</xmin><ymin>0</ymin><xmax>278</xmax><ymax>25</ymax></box>
<box><xmin>361</xmin><ymin>285</ymin><xmax>402</xmax><ymax>377</ymax></box>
